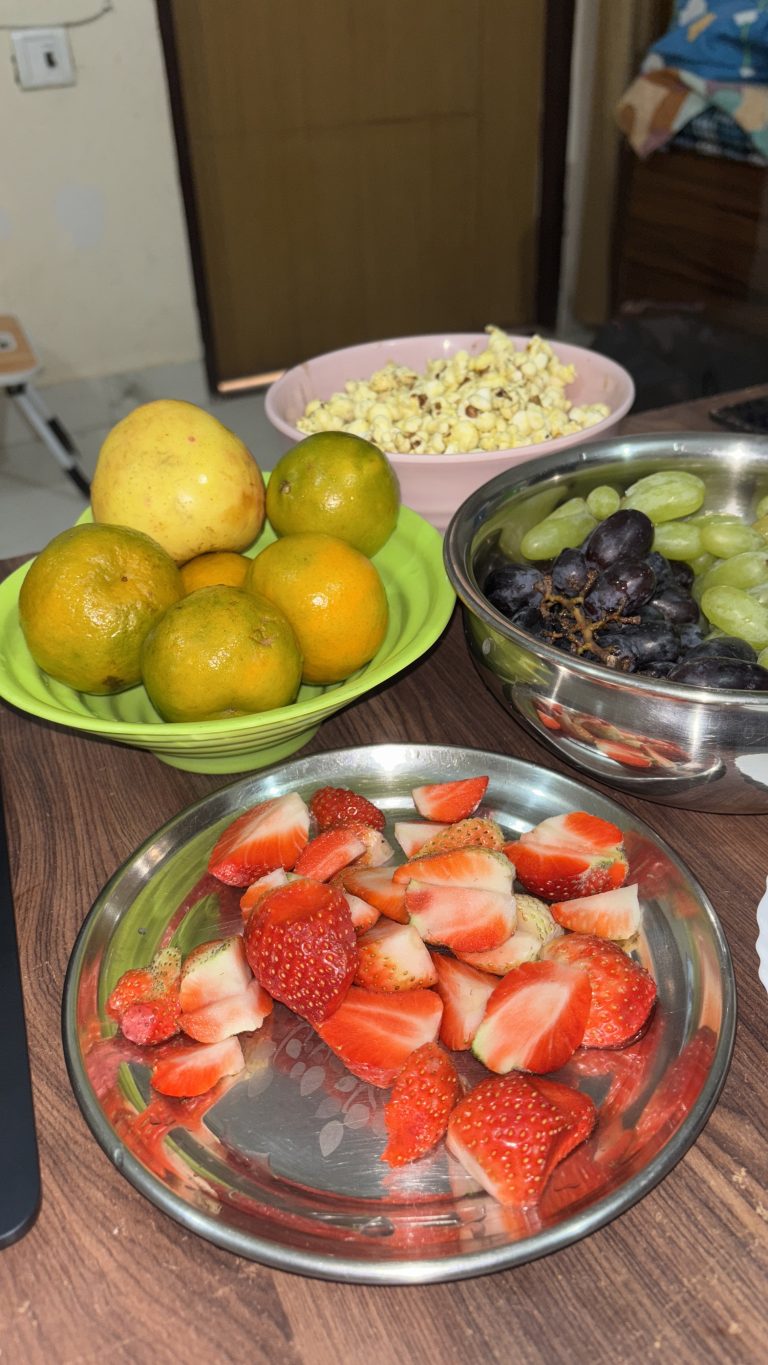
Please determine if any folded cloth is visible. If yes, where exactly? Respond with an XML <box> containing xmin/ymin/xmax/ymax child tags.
<box><xmin>648</xmin><ymin>1</ymin><xmax>768</xmax><ymax>83</ymax></box>
<box><xmin>616</xmin><ymin>67</ymin><xmax>768</xmax><ymax>161</ymax></box>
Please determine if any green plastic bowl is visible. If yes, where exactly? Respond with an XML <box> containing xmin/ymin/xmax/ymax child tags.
<box><xmin>0</xmin><ymin>506</ymin><xmax>454</xmax><ymax>774</ymax></box>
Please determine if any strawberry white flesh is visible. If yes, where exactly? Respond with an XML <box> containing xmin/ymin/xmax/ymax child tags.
<box><xmin>472</xmin><ymin>960</ymin><xmax>591</xmax><ymax>1074</ymax></box>
<box><xmin>341</xmin><ymin>889</ymin><xmax>380</xmax><ymax>934</ymax></box>
<box><xmin>179</xmin><ymin>936</ymin><xmax>253</xmax><ymax>1013</ymax></box>
<box><xmin>208</xmin><ymin>792</ymin><xmax>310</xmax><ymax>886</ymax></box>
<box><xmin>393</xmin><ymin>847</ymin><xmax>513</xmax><ymax>894</ymax></box>
<box><xmin>456</xmin><ymin>929</ymin><xmax>541</xmax><ymax>975</ymax></box>
<box><xmin>179</xmin><ymin>978</ymin><xmax>273</xmax><ymax>1043</ymax></box>
<box><xmin>355</xmin><ymin>920</ymin><xmax>438</xmax><ymax>992</ymax></box>
<box><xmin>406</xmin><ymin>882</ymin><xmax>517</xmax><ymax>954</ymax></box>
<box><xmin>393</xmin><ymin>821</ymin><xmax>449</xmax><ymax>857</ymax></box>
<box><xmin>551</xmin><ymin>884</ymin><xmax>641</xmax><ymax>939</ymax></box>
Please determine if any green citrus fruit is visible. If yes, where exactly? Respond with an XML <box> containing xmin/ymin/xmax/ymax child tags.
<box><xmin>266</xmin><ymin>431</ymin><xmax>400</xmax><ymax>556</ymax></box>
<box><xmin>18</xmin><ymin>522</ymin><xmax>183</xmax><ymax>694</ymax></box>
<box><xmin>141</xmin><ymin>586</ymin><xmax>302</xmax><ymax>721</ymax></box>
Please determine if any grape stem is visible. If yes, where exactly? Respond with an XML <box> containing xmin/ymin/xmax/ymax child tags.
<box><xmin>536</xmin><ymin>570</ymin><xmax>640</xmax><ymax>669</ymax></box>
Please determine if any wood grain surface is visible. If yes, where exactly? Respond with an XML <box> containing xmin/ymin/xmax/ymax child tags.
<box><xmin>2</xmin><ymin>395</ymin><xmax>767</xmax><ymax>1364</ymax></box>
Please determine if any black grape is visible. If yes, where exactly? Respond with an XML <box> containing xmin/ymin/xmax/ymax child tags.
<box><xmin>668</xmin><ymin>657</ymin><xmax>768</xmax><ymax>690</ymax></box>
<box><xmin>484</xmin><ymin>565</ymin><xmax>543</xmax><ymax>619</ymax></box>
<box><xmin>584</xmin><ymin>510</ymin><xmax>654</xmax><ymax>569</ymax></box>
<box><xmin>684</xmin><ymin>635</ymin><xmax>757</xmax><ymax>664</ymax></box>
<box><xmin>600</xmin><ymin>620</ymin><xmax>682</xmax><ymax>665</ymax></box>
<box><xmin>669</xmin><ymin>560</ymin><xmax>695</xmax><ymax>590</ymax></box>
<box><xmin>602</xmin><ymin>556</ymin><xmax>657</xmax><ymax>608</ymax></box>
<box><xmin>647</xmin><ymin>588</ymin><xmax>701</xmax><ymax>626</ymax></box>
<box><xmin>551</xmin><ymin>548</ymin><xmax>589</xmax><ymax>596</ymax></box>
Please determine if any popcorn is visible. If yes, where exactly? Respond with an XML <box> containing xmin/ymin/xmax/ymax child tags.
<box><xmin>296</xmin><ymin>327</ymin><xmax>611</xmax><ymax>454</ymax></box>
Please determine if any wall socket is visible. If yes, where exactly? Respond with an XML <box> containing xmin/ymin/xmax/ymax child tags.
<box><xmin>11</xmin><ymin>27</ymin><xmax>76</xmax><ymax>90</ymax></box>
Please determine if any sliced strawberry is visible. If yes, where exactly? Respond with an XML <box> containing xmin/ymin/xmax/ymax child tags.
<box><xmin>508</xmin><ymin>810</ymin><xmax>629</xmax><ymax>901</ymax></box>
<box><xmin>542</xmin><ymin>934</ymin><xmax>656</xmax><ymax>1049</ymax></box>
<box><xmin>393</xmin><ymin>821</ymin><xmax>449</xmax><ymax>858</ymax></box>
<box><xmin>121</xmin><ymin>994</ymin><xmax>181</xmax><ymax>1046</ymax></box>
<box><xmin>533</xmin><ymin>1077</ymin><xmax>597</xmax><ymax>1163</ymax></box>
<box><xmin>107</xmin><ymin>946</ymin><xmax>181</xmax><ymax>1028</ymax></box>
<box><xmin>294</xmin><ymin>828</ymin><xmax>366</xmax><ymax>880</ymax></box>
<box><xmin>179</xmin><ymin>936</ymin><xmax>253</xmax><ymax>1013</ymax></box>
<box><xmin>419</xmin><ymin>817</ymin><xmax>505</xmax><ymax>856</ymax></box>
<box><xmin>355</xmin><ymin>920</ymin><xmax>438</xmax><ymax>992</ymax></box>
<box><xmin>179</xmin><ymin>978</ymin><xmax>273</xmax><ymax>1043</ymax></box>
<box><xmin>431</xmin><ymin>953</ymin><xmax>497</xmax><ymax>1051</ymax></box>
<box><xmin>315</xmin><ymin>986</ymin><xmax>443</xmax><ymax>1087</ymax></box>
<box><xmin>456</xmin><ymin>930</ymin><xmax>541</xmax><ymax>974</ymax></box>
<box><xmin>382</xmin><ymin>1042</ymin><xmax>461</xmax><ymax>1166</ymax></box>
<box><xmin>406</xmin><ymin>882</ymin><xmax>517</xmax><ymax>954</ymax></box>
<box><xmin>150</xmin><ymin>1036</ymin><xmax>245</xmax><ymax>1098</ymax></box>
<box><xmin>551</xmin><ymin>883</ymin><xmax>641</xmax><ymax>940</ymax></box>
<box><xmin>515</xmin><ymin>894</ymin><xmax>563</xmax><ymax>945</ymax></box>
<box><xmin>244</xmin><ymin>879</ymin><xmax>357</xmax><ymax>1025</ymax></box>
<box><xmin>339</xmin><ymin>866</ymin><xmax>408</xmax><ymax>923</ymax></box>
<box><xmin>240</xmin><ymin>867</ymin><xmax>289</xmax><ymax>922</ymax></box>
<box><xmin>411</xmin><ymin>776</ymin><xmax>489</xmax><ymax>822</ymax></box>
<box><xmin>472</xmin><ymin>960</ymin><xmax>591</xmax><ymax>1074</ymax></box>
<box><xmin>348</xmin><ymin>825</ymin><xmax>394</xmax><ymax>868</ymax></box>
<box><xmin>208</xmin><ymin>792</ymin><xmax>310</xmax><ymax>886</ymax></box>
<box><xmin>339</xmin><ymin>888</ymin><xmax>380</xmax><ymax>934</ymax></box>
<box><xmin>309</xmin><ymin>785</ymin><xmax>386</xmax><ymax>832</ymax></box>
<box><xmin>446</xmin><ymin>1073</ymin><xmax>572</xmax><ymax>1206</ymax></box>
<box><xmin>393</xmin><ymin>847</ymin><xmax>513</xmax><ymax>894</ymax></box>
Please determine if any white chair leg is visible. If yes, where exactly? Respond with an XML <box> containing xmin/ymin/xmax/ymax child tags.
<box><xmin>9</xmin><ymin>385</ymin><xmax>90</xmax><ymax>497</ymax></box>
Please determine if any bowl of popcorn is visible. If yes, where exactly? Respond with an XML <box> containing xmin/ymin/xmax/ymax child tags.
<box><xmin>265</xmin><ymin>328</ymin><xmax>635</xmax><ymax>531</ymax></box>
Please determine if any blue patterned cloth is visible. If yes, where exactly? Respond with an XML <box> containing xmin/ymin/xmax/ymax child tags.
<box><xmin>649</xmin><ymin>2</ymin><xmax>768</xmax><ymax>83</ymax></box>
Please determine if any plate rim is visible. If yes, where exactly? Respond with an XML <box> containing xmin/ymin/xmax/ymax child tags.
<box><xmin>61</xmin><ymin>742</ymin><xmax>737</xmax><ymax>1284</ymax></box>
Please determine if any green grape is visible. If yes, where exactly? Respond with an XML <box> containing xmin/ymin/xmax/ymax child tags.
<box><xmin>699</xmin><ymin>520</ymin><xmax>765</xmax><ymax>558</ymax></box>
<box><xmin>700</xmin><ymin>585</ymin><xmax>768</xmax><ymax>649</ymax></box>
<box><xmin>586</xmin><ymin>485</ymin><xmax>621</xmax><ymax>519</ymax></box>
<box><xmin>687</xmin><ymin>552</ymin><xmax>715</xmax><ymax>577</ymax></box>
<box><xmin>756</xmin><ymin>494</ymin><xmax>768</xmax><ymax>520</ymax></box>
<box><xmin>548</xmin><ymin>497</ymin><xmax>590</xmax><ymax>520</ymax></box>
<box><xmin>749</xmin><ymin>582</ymin><xmax>768</xmax><ymax>608</ymax></box>
<box><xmin>698</xmin><ymin>551</ymin><xmax>768</xmax><ymax>594</ymax></box>
<box><xmin>651</xmin><ymin>521</ymin><xmax>702</xmax><ymax>562</ymax></box>
<box><xmin>621</xmin><ymin>470</ymin><xmax>705</xmax><ymax>523</ymax></box>
<box><xmin>689</xmin><ymin>512</ymin><xmax>739</xmax><ymax>527</ymax></box>
<box><xmin>752</xmin><ymin>515</ymin><xmax>768</xmax><ymax>540</ymax></box>
<box><xmin>520</xmin><ymin>507</ymin><xmax>596</xmax><ymax>560</ymax></box>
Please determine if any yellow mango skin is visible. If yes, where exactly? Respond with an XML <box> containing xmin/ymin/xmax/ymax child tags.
<box><xmin>91</xmin><ymin>399</ymin><xmax>265</xmax><ymax>563</ymax></box>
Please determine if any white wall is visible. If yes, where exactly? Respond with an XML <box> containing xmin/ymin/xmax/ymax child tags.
<box><xmin>0</xmin><ymin>0</ymin><xmax>201</xmax><ymax>383</ymax></box>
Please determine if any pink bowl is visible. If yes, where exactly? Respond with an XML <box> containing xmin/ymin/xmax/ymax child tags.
<box><xmin>265</xmin><ymin>334</ymin><xmax>635</xmax><ymax>532</ymax></box>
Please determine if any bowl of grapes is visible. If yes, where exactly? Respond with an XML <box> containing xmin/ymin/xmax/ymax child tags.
<box><xmin>444</xmin><ymin>431</ymin><xmax>768</xmax><ymax>812</ymax></box>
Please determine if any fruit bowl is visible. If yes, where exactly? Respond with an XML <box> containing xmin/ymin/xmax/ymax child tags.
<box><xmin>265</xmin><ymin>334</ymin><xmax>635</xmax><ymax>533</ymax></box>
<box><xmin>443</xmin><ymin>431</ymin><xmax>768</xmax><ymax>814</ymax></box>
<box><xmin>0</xmin><ymin>504</ymin><xmax>454</xmax><ymax>775</ymax></box>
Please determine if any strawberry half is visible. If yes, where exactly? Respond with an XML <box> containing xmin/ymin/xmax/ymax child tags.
<box><xmin>406</xmin><ymin>882</ymin><xmax>517</xmax><ymax>954</ymax></box>
<box><xmin>393</xmin><ymin>821</ymin><xmax>449</xmax><ymax>858</ymax></box>
<box><xmin>355</xmin><ymin>920</ymin><xmax>438</xmax><ymax>992</ymax></box>
<box><xmin>240</xmin><ymin>867</ymin><xmax>289</xmax><ymax>922</ymax></box>
<box><xmin>456</xmin><ymin>930</ymin><xmax>541</xmax><ymax>975</ymax></box>
<box><xmin>208</xmin><ymin>792</ymin><xmax>310</xmax><ymax>886</ymax></box>
<box><xmin>508</xmin><ymin>811</ymin><xmax>629</xmax><ymax>901</ymax></box>
<box><xmin>107</xmin><ymin>946</ymin><xmax>182</xmax><ymax>1045</ymax></box>
<box><xmin>150</xmin><ymin>1036</ymin><xmax>245</xmax><ymax>1098</ymax></box>
<box><xmin>339</xmin><ymin>866</ymin><xmax>408</xmax><ymax>923</ymax></box>
<box><xmin>411</xmin><ymin>776</ymin><xmax>489</xmax><ymax>823</ymax></box>
<box><xmin>542</xmin><ymin>933</ymin><xmax>656</xmax><ymax>1048</ymax></box>
<box><xmin>393</xmin><ymin>847</ymin><xmax>513</xmax><ymax>893</ymax></box>
<box><xmin>418</xmin><ymin>817</ymin><xmax>505</xmax><ymax>856</ymax></box>
<box><xmin>294</xmin><ymin>827</ymin><xmax>367</xmax><ymax>881</ymax></box>
<box><xmin>309</xmin><ymin>785</ymin><xmax>386</xmax><ymax>832</ymax></box>
<box><xmin>179</xmin><ymin>936</ymin><xmax>253</xmax><ymax>1013</ymax></box>
<box><xmin>121</xmin><ymin>994</ymin><xmax>181</xmax><ymax>1046</ymax></box>
<box><xmin>446</xmin><ymin>1073</ymin><xmax>574</xmax><ymax>1206</ymax></box>
<box><xmin>431</xmin><ymin>953</ymin><xmax>497</xmax><ymax>1051</ymax></box>
<box><xmin>244</xmin><ymin>879</ymin><xmax>357</xmax><ymax>1025</ymax></box>
<box><xmin>382</xmin><ymin>1042</ymin><xmax>460</xmax><ymax>1166</ymax></box>
<box><xmin>315</xmin><ymin>986</ymin><xmax>443</xmax><ymax>1087</ymax></box>
<box><xmin>550</xmin><ymin>883</ymin><xmax>641</xmax><ymax>940</ymax></box>
<box><xmin>472</xmin><ymin>959</ymin><xmax>591</xmax><ymax>1074</ymax></box>
<box><xmin>179</xmin><ymin>978</ymin><xmax>273</xmax><ymax>1044</ymax></box>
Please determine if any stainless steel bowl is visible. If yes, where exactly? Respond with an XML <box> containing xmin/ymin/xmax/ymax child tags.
<box><xmin>444</xmin><ymin>431</ymin><xmax>768</xmax><ymax>813</ymax></box>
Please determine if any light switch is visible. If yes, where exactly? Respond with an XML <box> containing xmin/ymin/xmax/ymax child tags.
<box><xmin>11</xmin><ymin>27</ymin><xmax>76</xmax><ymax>90</ymax></box>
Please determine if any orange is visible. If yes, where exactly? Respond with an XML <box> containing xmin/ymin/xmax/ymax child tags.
<box><xmin>141</xmin><ymin>586</ymin><xmax>302</xmax><ymax>722</ymax></box>
<box><xmin>246</xmin><ymin>532</ymin><xmax>389</xmax><ymax>685</ymax></box>
<box><xmin>266</xmin><ymin>431</ymin><xmax>400</xmax><ymax>557</ymax></box>
<box><xmin>180</xmin><ymin>551</ymin><xmax>250</xmax><ymax>593</ymax></box>
<box><xmin>18</xmin><ymin>523</ymin><xmax>183</xmax><ymax>694</ymax></box>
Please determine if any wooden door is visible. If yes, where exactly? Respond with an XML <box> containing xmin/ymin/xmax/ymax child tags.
<box><xmin>160</xmin><ymin>0</ymin><xmax>547</xmax><ymax>391</ymax></box>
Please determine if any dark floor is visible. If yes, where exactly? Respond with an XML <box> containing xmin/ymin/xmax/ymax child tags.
<box><xmin>589</xmin><ymin>310</ymin><xmax>768</xmax><ymax>412</ymax></box>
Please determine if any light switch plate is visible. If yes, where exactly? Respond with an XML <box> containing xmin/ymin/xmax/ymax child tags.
<box><xmin>11</xmin><ymin>27</ymin><xmax>76</xmax><ymax>90</ymax></box>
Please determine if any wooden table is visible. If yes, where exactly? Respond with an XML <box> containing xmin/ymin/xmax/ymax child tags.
<box><xmin>2</xmin><ymin>391</ymin><xmax>767</xmax><ymax>1365</ymax></box>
